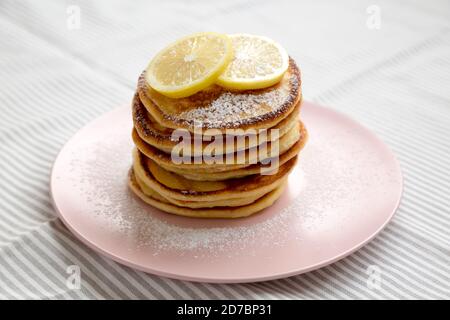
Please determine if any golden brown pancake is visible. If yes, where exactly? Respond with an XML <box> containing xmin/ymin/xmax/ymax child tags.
<box><xmin>134</xmin><ymin>172</ymin><xmax>268</xmax><ymax>208</ymax></box>
<box><xmin>132</xmin><ymin>121</ymin><xmax>302</xmax><ymax>173</ymax></box>
<box><xmin>132</xmin><ymin>92</ymin><xmax>301</xmax><ymax>155</ymax></box>
<box><xmin>129</xmin><ymin>169</ymin><xmax>287</xmax><ymax>218</ymax></box>
<box><xmin>137</xmin><ymin>58</ymin><xmax>301</xmax><ymax>134</ymax></box>
<box><xmin>132</xmin><ymin>148</ymin><xmax>297</xmax><ymax>202</ymax></box>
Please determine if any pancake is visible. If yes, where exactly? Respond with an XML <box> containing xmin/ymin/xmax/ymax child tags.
<box><xmin>132</xmin><ymin>121</ymin><xmax>302</xmax><ymax>173</ymax></box>
<box><xmin>133</xmin><ymin>92</ymin><xmax>300</xmax><ymax>156</ymax></box>
<box><xmin>134</xmin><ymin>173</ymin><xmax>266</xmax><ymax>208</ymax></box>
<box><xmin>129</xmin><ymin>169</ymin><xmax>287</xmax><ymax>218</ymax></box>
<box><xmin>132</xmin><ymin>148</ymin><xmax>296</xmax><ymax>202</ymax></box>
<box><xmin>137</xmin><ymin>58</ymin><xmax>301</xmax><ymax>134</ymax></box>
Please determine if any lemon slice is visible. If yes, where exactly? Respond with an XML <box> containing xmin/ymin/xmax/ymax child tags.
<box><xmin>145</xmin><ymin>32</ymin><xmax>233</xmax><ymax>98</ymax></box>
<box><xmin>216</xmin><ymin>34</ymin><xmax>289</xmax><ymax>90</ymax></box>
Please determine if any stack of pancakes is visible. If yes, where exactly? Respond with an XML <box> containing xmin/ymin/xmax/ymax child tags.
<box><xmin>129</xmin><ymin>58</ymin><xmax>307</xmax><ymax>218</ymax></box>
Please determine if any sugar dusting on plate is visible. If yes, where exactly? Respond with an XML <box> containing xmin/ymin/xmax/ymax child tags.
<box><xmin>67</xmin><ymin>134</ymin><xmax>302</xmax><ymax>257</ymax></box>
<box><xmin>65</xmin><ymin>123</ymin><xmax>387</xmax><ymax>258</ymax></box>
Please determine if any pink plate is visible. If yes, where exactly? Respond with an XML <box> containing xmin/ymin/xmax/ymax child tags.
<box><xmin>50</xmin><ymin>101</ymin><xmax>402</xmax><ymax>283</ymax></box>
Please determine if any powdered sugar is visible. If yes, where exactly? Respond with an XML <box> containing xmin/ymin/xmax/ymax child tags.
<box><xmin>177</xmin><ymin>90</ymin><xmax>288</xmax><ymax>128</ymax></box>
<box><xmin>64</xmin><ymin>130</ymin><xmax>352</xmax><ymax>257</ymax></box>
<box><xmin>175</xmin><ymin>74</ymin><xmax>297</xmax><ymax>128</ymax></box>
<box><xmin>66</xmin><ymin>133</ymin><xmax>301</xmax><ymax>257</ymax></box>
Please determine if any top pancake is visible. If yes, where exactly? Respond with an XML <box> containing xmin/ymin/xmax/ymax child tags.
<box><xmin>137</xmin><ymin>58</ymin><xmax>301</xmax><ymax>134</ymax></box>
<box><xmin>132</xmin><ymin>91</ymin><xmax>301</xmax><ymax>155</ymax></box>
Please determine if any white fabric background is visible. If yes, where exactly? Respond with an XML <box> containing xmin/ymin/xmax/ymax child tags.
<box><xmin>0</xmin><ymin>0</ymin><xmax>449</xmax><ymax>299</ymax></box>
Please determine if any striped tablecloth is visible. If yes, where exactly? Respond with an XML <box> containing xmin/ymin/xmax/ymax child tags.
<box><xmin>0</xmin><ymin>0</ymin><xmax>448</xmax><ymax>299</ymax></box>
